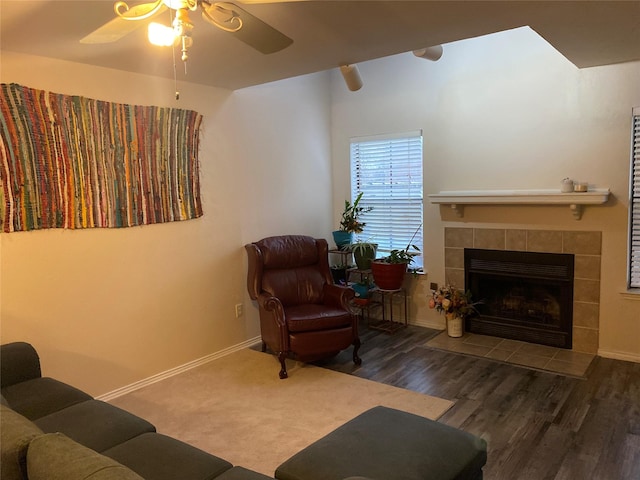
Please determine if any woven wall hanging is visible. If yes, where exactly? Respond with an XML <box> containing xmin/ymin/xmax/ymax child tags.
<box><xmin>0</xmin><ymin>83</ymin><xmax>203</xmax><ymax>232</ymax></box>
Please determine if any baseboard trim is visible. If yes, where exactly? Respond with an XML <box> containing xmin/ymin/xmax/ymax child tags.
<box><xmin>409</xmin><ymin>318</ymin><xmax>445</xmax><ymax>330</ymax></box>
<box><xmin>97</xmin><ymin>336</ymin><xmax>262</xmax><ymax>401</ymax></box>
<box><xmin>597</xmin><ymin>348</ymin><xmax>640</xmax><ymax>364</ymax></box>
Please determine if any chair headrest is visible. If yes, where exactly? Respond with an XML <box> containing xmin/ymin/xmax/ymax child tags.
<box><xmin>255</xmin><ymin>235</ymin><xmax>319</xmax><ymax>269</ymax></box>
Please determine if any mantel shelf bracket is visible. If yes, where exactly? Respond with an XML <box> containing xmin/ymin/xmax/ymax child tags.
<box><xmin>451</xmin><ymin>204</ymin><xmax>463</xmax><ymax>217</ymax></box>
<box><xmin>428</xmin><ymin>188</ymin><xmax>610</xmax><ymax>221</ymax></box>
<box><xmin>570</xmin><ymin>204</ymin><xmax>583</xmax><ymax>220</ymax></box>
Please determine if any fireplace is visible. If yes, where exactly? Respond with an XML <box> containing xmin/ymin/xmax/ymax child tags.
<box><xmin>464</xmin><ymin>248</ymin><xmax>574</xmax><ymax>349</ymax></box>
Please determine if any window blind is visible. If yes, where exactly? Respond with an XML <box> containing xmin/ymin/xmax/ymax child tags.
<box><xmin>629</xmin><ymin>111</ymin><xmax>640</xmax><ymax>288</ymax></box>
<box><xmin>350</xmin><ymin>131</ymin><xmax>423</xmax><ymax>268</ymax></box>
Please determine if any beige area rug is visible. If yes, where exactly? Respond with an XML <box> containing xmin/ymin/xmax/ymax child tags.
<box><xmin>109</xmin><ymin>349</ymin><xmax>453</xmax><ymax>477</ymax></box>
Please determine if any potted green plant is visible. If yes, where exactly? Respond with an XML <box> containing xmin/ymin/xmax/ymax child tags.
<box><xmin>332</xmin><ymin>192</ymin><xmax>373</xmax><ymax>249</ymax></box>
<box><xmin>351</xmin><ymin>272</ymin><xmax>374</xmax><ymax>305</ymax></box>
<box><xmin>370</xmin><ymin>248</ymin><xmax>420</xmax><ymax>291</ymax></box>
<box><xmin>370</xmin><ymin>225</ymin><xmax>421</xmax><ymax>291</ymax></box>
<box><xmin>349</xmin><ymin>239</ymin><xmax>378</xmax><ymax>270</ymax></box>
<box><xmin>330</xmin><ymin>263</ymin><xmax>351</xmax><ymax>285</ymax></box>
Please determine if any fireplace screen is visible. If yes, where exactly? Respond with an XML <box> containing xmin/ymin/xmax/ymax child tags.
<box><xmin>464</xmin><ymin>249</ymin><xmax>574</xmax><ymax>348</ymax></box>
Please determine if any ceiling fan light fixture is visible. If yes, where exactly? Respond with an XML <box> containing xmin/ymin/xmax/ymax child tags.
<box><xmin>163</xmin><ymin>0</ymin><xmax>197</xmax><ymax>10</ymax></box>
<box><xmin>339</xmin><ymin>64</ymin><xmax>363</xmax><ymax>92</ymax></box>
<box><xmin>148</xmin><ymin>22</ymin><xmax>177</xmax><ymax>46</ymax></box>
<box><xmin>413</xmin><ymin>45</ymin><xmax>443</xmax><ymax>61</ymax></box>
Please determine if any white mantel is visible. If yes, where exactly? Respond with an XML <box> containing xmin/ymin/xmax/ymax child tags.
<box><xmin>428</xmin><ymin>188</ymin><xmax>610</xmax><ymax>220</ymax></box>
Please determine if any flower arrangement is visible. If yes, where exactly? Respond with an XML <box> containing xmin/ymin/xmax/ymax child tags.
<box><xmin>429</xmin><ymin>284</ymin><xmax>479</xmax><ymax>319</ymax></box>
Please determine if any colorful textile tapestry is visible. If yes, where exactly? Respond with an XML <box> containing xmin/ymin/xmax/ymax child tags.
<box><xmin>0</xmin><ymin>83</ymin><xmax>203</xmax><ymax>232</ymax></box>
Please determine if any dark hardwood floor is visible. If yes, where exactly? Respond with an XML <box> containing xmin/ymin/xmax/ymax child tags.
<box><xmin>313</xmin><ymin>322</ymin><xmax>640</xmax><ymax>480</ymax></box>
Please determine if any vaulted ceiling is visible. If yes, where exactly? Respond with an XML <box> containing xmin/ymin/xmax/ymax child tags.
<box><xmin>1</xmin><ymin>1</ymin><xmax>639</xmax><ymax>90</ymax></box>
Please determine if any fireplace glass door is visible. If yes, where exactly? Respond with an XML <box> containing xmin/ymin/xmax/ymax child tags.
<box><xmin>464</xmin><ymin>248</ymin><xmax>574</xmax><ymax>348</ymax></box>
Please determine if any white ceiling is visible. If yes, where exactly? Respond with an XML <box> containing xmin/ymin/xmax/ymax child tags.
<box><xmin>1</xmin><ymin>1</ymin><xmax>639</xmax><ymax>90</ymax></box>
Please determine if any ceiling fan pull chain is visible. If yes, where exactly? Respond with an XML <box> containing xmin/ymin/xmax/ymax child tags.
<box><xmin>168</xmin><ymin>6</ymin><xmax>180</xmax><ymax>100</ymax></box>
<box><xmin>182</xmin><ymin>36</ymin><xmax>190</xmax><ymax>66</ymax></box>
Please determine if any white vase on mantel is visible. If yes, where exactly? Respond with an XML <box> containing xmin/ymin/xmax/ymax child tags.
<box><xmin>446</xmin><ymin>313</ymin><xmax>464</xmax><ymax>338</ymax></box>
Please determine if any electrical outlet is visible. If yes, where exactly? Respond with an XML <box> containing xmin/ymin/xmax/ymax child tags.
<box><xmin>430</xmin><ymin>282</ymin><xmax>438</xmax><ymax>291</ymax></box>
<box><xmin>235</xmin><ymin>303</ymin><xmax>243</xmax><ymax>318</ymax></box>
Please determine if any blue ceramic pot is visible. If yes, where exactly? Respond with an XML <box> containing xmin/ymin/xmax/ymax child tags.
<box><xmin>332</xmin><ymin>230</ymin><xmax>353</xmax><ymax>250</ymax></box>
<box><xmin>352</xmin><ymin>283</ymin><xmax>371</xmax><ymax>299</ymax></box>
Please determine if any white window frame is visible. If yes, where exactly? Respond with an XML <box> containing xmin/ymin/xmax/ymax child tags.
<box><xmin>350</xmin><ymin>130</ymin><xmax>424</xmax><ymax>269</ymax></box>
<box><xmin>628</xmin><ymin>107</ymin><xmax>640</xmax><ymax>289</ymax></box>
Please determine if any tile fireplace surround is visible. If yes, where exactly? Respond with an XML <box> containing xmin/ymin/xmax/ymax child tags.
<box><xmin>444</xmin><ymin>227</ymin><xmax>601</xmax><ymax>354</ymax></box>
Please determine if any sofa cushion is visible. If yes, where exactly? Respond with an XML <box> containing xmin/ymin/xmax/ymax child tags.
<box><xmin>103</xmin><ymin>432</ymin><xmax>233</xmax><ymax>480</ymax></box>
<box><xmin>27</xmin><ymin>432</ymin><xmax>144</xmax><ymax>480</ymax></box>
<box><xmin>285</xmin><ymin>305</ymin><xmax>353</xmax><ymax>332</ymax></box>
<box><xmin>0</xmin><ymin>404</ymin><xmax>44</xmax><ymax>480</ymax></box>
<box><xmin>34</xmin><ymin>400</ymin><xmax>155</xmax><ymax>452</ymax></box>
<box><xmin>2</xmin><ymin>377</ymin><xmax>93</xmax><ymax>420</ymax></box>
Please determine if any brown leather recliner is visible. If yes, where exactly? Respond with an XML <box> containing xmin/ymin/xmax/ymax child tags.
<box><xmin>245</xmin><ymin>235</ymin><xmax>361</xmax><ymax>379</ymax></box>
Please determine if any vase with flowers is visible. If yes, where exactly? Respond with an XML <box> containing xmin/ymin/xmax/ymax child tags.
<box><xmin>429</xmin><ymin>284</ymin><xmax>480</xmax><ymax>337</ymax></box>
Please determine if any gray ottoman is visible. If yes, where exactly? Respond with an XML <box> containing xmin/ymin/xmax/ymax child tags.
<box><xmin>275</xmin><ymin>406</ymin><xmax>487</xmax><ymax>480</ymax></box>
<box><xmin>217</xmin><ymin>466</ymin><xmax>277</xmax><ymax>479</ymax></box>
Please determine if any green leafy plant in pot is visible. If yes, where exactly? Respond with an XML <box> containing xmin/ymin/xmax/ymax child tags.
<box><xmin>330</xmin><ymin>263</ymin><xmax>350</xmax><ymax>285</ymax></box>
<box><xmin>349</xmin><ymin>239</ymin><xmax>378</xmax><ymax>270</ymax></box>
<box><xmin>370</xmin><ymin>226</ymin><xmax>421</xmax><ymax>291</ymax></box>
<box><xmin>332</xmin><ymin>192</ymin><xmax>373</xmax><ymax>250</ymax></box>
<box><xmin>351</xmin><ymin>272</ymin><xmax>374</xmax><ymax>305</ymax></box>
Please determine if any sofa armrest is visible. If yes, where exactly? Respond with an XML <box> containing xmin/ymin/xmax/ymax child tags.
<box><xmin>1</xmin><ymin>343</ymin><xmax>41</xmax><ymax>389</ymax></box>
<box><xmin>1</xmin><ymin>404</ymin><xmax>44</xmax><ymax>480</ymax></box>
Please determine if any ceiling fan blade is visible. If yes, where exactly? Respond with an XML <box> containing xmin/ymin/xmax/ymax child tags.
<box><xmin>202</xmin><ymin>2</ymin><xmax>293</xmax><ymax>54</ymax></box>
<box><xmin>238</xmin><ymin>1</ymin><xmax>310</xmax><ymax>3</ymax></box>
<box><xmin>80</xmin><ymin>2</ymin><xmax>168</xmax><ymax>44</ymax></box>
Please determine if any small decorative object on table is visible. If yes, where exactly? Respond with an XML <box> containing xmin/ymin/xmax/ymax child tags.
<box><xmin>573</xmin><ymin>182</ymin><xmax>588</xmax><ymax>192</ymax></box>
<box><xmin>561</xmin><ymin>177</ymin><xmax>574</xmax><ymax>193</ymax></box>
<box><xmin>429</xmin><ymin>284</ymin><xmax>480</xmax><ymax>337</ymax></box>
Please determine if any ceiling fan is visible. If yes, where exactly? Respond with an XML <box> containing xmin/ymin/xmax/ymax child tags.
<box><xmin>80</xmin><ymin>0</ymin><xmax>295</xmax><ymax>61</ymax></box>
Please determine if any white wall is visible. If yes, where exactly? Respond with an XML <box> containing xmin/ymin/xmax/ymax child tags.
<box><xmin>0</xmin><ymin>52</ymin><xmax>333</xmax><ymax>395</ymax></box>
<box><xmin>330</xmin><ymin>27</ymin><xmax>640</xmax><ymax>361</ymax></box>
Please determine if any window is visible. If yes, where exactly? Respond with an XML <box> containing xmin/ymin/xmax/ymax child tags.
<box><xmin>350</xmin><ymin>131</ymin><xmax>423</xmax><ymax>269</ymax></box>
<box><xmin>629</xmin><ymin>108</ymin><xmax>640</xmax><ymax>289</ymax></box>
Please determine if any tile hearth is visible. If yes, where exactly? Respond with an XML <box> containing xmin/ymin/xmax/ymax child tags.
<box><xmin>425</xmin><ymin>331</ymin><xmax>595</xmax><ymax>377</ymax></box>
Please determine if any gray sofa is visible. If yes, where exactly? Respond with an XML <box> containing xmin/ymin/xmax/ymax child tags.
<box><xmin>2</xmin><ymin>341</ymin><xmax>488</xmax><ymax>480</ymax></box>
<box><xmin>1</xmin><ymin>342</ymin><xmax>273</xmax><ymax>480</ymax></box>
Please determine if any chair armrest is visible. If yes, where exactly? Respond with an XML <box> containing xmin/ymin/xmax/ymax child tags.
<box><xmin>256</xmin><ymin>294</ymin><xmax>288</xmax><ymax>327</ymax></box>
<box><xmin>257</xmin><ymin>294</ymin><xmax>284</xmax><ymax>317</ymax></box>
<box><xmin>256</xmin><ymin>294</ymin><xmax>289</xmax><ymax>352</ymax></box>
<box><xmin>323</xmin><ymin>284</ymin><xmax>355</xmax><ymax>309</ymax></box>
<box><xmin>1</xmin><ymin>342</ymin><xmax>42</xmax><ymax>389</ymax></box>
